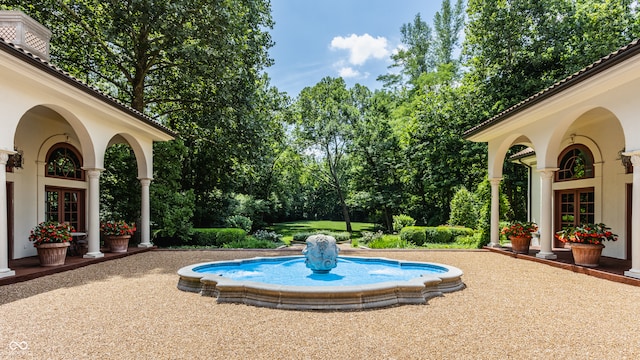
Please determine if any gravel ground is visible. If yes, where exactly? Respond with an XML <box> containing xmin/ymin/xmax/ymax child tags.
<box><xmin>1</xmin><ymin>249</ymin><xmax>639</xmax><ymax>359</ymax></box>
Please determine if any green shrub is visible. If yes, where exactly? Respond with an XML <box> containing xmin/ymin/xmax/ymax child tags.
<box><xmin>456</xmin><ymin>234</ymin><xmax>481</xmax><ymax>248</ymax></box>
<box><xmin>190</xmin><ymin>229</ymin><xmax>219</xmax><ymax>247</ymax></box>
<box><xmin>393</xmin><ymin>214</ymin><xmax>416</xmax><ymax>232</ymax></box>
<box><xmin>361</xmin><ymin>230</ymin><xmax>384</xmax><ymax>243</ymax></box>
<box><xmin>223</xmin><ymin>237</ymin><xmax>278</xmax><ymax>249</ymax></box>
<box><xmin>399</xmin><ymin>226</ymin><xmax>426</xmax><ymax>246</ymax></box>
<box><xmin>190</xmin><ymin>228</ymin><xmax>247</xmax><ymax>247</ymax></box>
<box><xmin>292</xmin><ymin>232</ymin><xmax>313</xmax><ymax>242</ymax></box>
<box><xmin>224</xmin><ymin>215</ymin><xmax>253</xmax><ymax>233</ymax></box>
<box><xmin>448</xmin><ymin>226</ymin><xmax>475</xmax><ymax>238</ymax></box>
<box><xmin>369</xmin><ymin>235</ymin><xmax>416</xmax><ymax>249</ymax></box>
<box><xmin>293</xmin><ymin>231</ymin><xmax>350</xmax><ymax>242</ymax></box>
<box><xmin>448</xmin><ymin>187</ymin><xmax>479</xmax><ymax>229</ymax></box>
<box><xmin>216</xmin><ymin>228</ymin><xmax>247</xmax><ymax>244</ymax></box>
<box><xmin>423</xmin><ymin>227</ymin><xmax>454</xmax><ymax>244</ymax></box>
<box><xmin>327</xmin><ymin>231</ymin><xmax>351</xmax><ymax>242</ymax></box>
<box><xmin>253</xmin><ymin>229</ymin><xmax>282</xmax><ymax>242</ymax></box>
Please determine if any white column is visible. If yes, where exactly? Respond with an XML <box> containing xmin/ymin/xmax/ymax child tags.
<box><xmin>488</xmin><ymin>178</ymin><xmax>502</xmax><ymax>248</ymax></box>
<box><xmin>138</xmin><ymin>177</ymin><xmax>152</xmax><ymax>248</ymax></box>
<box><xmin>536</xmin><ymin>168</ymin><xmax>557</xmax><ymax>260</ymax></box>
<box><xmin>0</xmin><ymin>151</ymin><xmax>15</xmax><ymax>278</ymax></box>
<box><xmin>625</xmin><ymin>153</ymin><xmax>640</xmax><ymax>278</ymax></box>
<box><xmin>84</xmin><ymin>169</ymin><xmax>104</xmax><ymax>258</ymax></box>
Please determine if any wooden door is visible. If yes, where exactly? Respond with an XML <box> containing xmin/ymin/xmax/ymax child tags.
<box><xmin>555</xmin><ymin>188</ymin><xmax>594</xmax><ymax>247</ymax></box>
<box><xmin>45</xmin><ymin>187</ymin><xmax>85</xmax><ymax>232</ymax></box>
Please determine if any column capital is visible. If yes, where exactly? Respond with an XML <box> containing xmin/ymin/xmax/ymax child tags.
<box><xmin>137</xmin><ymin>177</ymin><xmax>153</xmax><ymax>186</ymax></box>
<box><xmin>0</xmin><ymin>149</ymin><xmax>16</xmax><ymax>165</ymax></box>
<box><xmin>82</xmin><ymin>168</ymin><xmax>104</xmax><ymax>178</ymax></box>
<box><xmin>537</xmin><ymin>168</ymin><xmax>558</xmax><ymax>179</ymax></box>
<box><xmin>489</xmin><ymin>178</ymin><xmax>502</xmax><ymax>186</ymax></box>
<box><xmin>623</xmin><ymin>151</ymin><xmax>640</xmax><ymax>166</ymax></box>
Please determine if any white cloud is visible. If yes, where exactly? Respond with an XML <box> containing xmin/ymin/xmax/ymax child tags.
<box><xmin>338</xmin><ymin>67</ymin><xmax>360</xmax><ymax>78</ymax></box>
<box><xmin>330</xmin><ymin>33</ymin><xmax>390</xmax><ymax>65</ymax></box>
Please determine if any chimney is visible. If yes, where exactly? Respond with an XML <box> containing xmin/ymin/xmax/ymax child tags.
<box><xmin>0</xmin><ymin>10</ymin><xmax>52</xmax><ymax>61</ymax></box>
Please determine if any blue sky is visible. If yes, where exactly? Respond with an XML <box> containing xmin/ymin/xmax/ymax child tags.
<box><xmin>266</xmin><ymin>1</ymin><xmax>443</xmax><ymax>97</ymax></box>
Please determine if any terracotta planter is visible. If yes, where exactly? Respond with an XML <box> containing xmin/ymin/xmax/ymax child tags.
<box><xmin>509</xmin><ymin>236</ymin><xmax>531</xmax><ymax>254</ymax></box>
<box><xmin>36</xmin><ymin>242</ymin><xmax>70</xmax><ymax>267</ymax></box>
<box><xmin>104</xmin><ymin>235</ymin><xmax>131</xmax><ymax>253</ymax></box>
<box><xmin>570</xmin><ymin>243</ymin><xmax>604</xmax><ymax>267</ymax></box>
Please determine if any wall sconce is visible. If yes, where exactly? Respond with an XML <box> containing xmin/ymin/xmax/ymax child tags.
<box><xmin>7</xmin><ymin>148</ymin><xmax>23</xmax><ymax>169</ymax></box>
<box><xmin>619</xmin><ymin>149</ymin><xmax>632</xmax><ymax>169</ymax></box>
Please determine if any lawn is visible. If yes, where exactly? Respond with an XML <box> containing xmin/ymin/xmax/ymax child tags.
<box><xmin>269</xmin><ymin>220</ymin><xmax>376</xmax><ymax>243</ymax></box>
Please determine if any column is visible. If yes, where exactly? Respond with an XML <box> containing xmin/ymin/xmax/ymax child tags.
<box><xmin>536</xmin><ymin>168</ymin><xmax>557</xmax><ymax>260</ymax></box>
<box><xmin>84</xmin><ymin>169</ymin><xmax>104</xmax><ymax>258</ymax></box>
<box><xmin>138</xmin><ymin>177</ymin><xmax>152</xmax><ymax>248</ymax></box>
<box><xmin>0</xmin><ymin>151</ymin><xmax>15</xmax><ymax>278</ymax></box>
<box><xmin>625</xmin><ymin>153</ymin><xmax>640</xmax><ymax>278</ymax></box>
<box><xmin>488</xmin><ymin>178</ymin><xmax>502</xmax><ymax>248</ymax></box>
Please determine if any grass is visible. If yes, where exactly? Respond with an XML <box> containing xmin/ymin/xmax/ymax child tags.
<box><xmin>269</xmin><ymin>220</ymin><xmax>376</xmax><ymax>243</ymax></box>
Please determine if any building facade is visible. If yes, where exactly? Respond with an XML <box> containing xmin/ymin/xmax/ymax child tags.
<box><xmin>465</xmin><ymin>39</ymin><xmax>640</xmax><ymax>279</ymax></box>
<box><xmin>0</xmin><ymin>11</ymin><xmax>174</xmax><ymax>278</ymax></box>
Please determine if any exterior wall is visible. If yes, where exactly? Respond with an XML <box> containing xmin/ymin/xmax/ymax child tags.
<box><xmin>0</xmin><ymin>44</ymin><xmax>172</xmax><ymax>260</ymax></box>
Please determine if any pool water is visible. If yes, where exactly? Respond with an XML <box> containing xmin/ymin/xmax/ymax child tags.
<box><xmin>193</xmin><ymin>256</ymin><xmax>447</xmax><ymax>287</ymax></box>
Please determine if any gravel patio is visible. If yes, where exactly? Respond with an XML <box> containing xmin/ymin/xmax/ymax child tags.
<box><xmin>1</xmin><ymin>249</ymin><xmax>639</xmax><ymax>359</ymax></box>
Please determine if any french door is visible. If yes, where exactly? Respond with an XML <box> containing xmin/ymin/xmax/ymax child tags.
<box><xmin>555</xmin><ymin>188</ymin><xmax>594</xmax><ymax>247</ymax></box>
<box><xmin>45</xmin><ymin>187</ymin><xmax>85</xmax><ymax>232</ymax></box>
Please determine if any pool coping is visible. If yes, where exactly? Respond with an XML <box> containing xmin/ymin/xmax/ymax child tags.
<box><xmin>177</xmin><ymin>255</ymin><xmax>465</xmax><ymax>310</ymax></box>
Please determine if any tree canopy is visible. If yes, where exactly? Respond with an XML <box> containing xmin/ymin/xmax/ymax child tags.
<box><xmin>7</xmin><ymin>0</ymin><xmax>640</xmax><ymax>237</ymax></box>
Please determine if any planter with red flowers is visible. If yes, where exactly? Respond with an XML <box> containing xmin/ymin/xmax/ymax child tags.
<box><xmin>29</xmin><ymin>221</ymin><xmax>73</xmax><ymax>266</ymax></box>
<box><xmin>101</xmin><ymin>220</ymin><xmax>136</xmax><ymax>253</ymax></box>
<box><xmin>556</xmin><ymin>223</ymin><xmax>617</xmax><ymax>267</ymax></box>
<box><xmin>501</xmin><ymin>221</ymin><xmax>538</xmax><ymax>254</ymax></box>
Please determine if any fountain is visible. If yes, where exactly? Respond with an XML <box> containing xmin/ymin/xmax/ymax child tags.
<box><xmin>302</xmin><ymin>234</ymin><xmax>339</xmax><ymax>274</ymax></box>
<box><xmin>177</xmin><ymin>235</ymin><xmax>464</xmax><ymax>310</ymax></box>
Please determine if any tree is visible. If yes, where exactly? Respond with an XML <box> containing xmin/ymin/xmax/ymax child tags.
<box><xmin>4</xmin><ymin>0</ymin><xmax>277</xmax><ymax>231</ymax></box>
<box><xmin>378</xmin><ymin>13</ymin><xmax>433</xmax><ymax>90</ymax></box>
<box><xmin>295</xmin><ymin>77</ymin><xmax>355</xmax><ymax>232</ymax></box>
<box><xmin>433</xmin><ymin>0</ymin><xmax>465</xmax><ymax>69</ymax></box>
<box><xmin>347</xmin><ymin>86</ymin><xmax>404</xmax><ymax>231</ymax></box>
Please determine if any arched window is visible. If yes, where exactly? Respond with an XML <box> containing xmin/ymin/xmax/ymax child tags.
<box><xmin>45</xmin><ymin>143</ymin><xmax>84</xmax><ymax>180</ymax></box>
<box><xmin>556</xmin><ymin>144</ymin><xmax>594</xmax><ymax>182</ymax></box>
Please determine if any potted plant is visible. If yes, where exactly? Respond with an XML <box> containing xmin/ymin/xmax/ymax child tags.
<box><xmin>501</xmin><ymin>221</ymin><xmax>538</xmax><ymax>254</ymax></box>
<box><xmin>556</xmin><ymin>223</ymin><xmax>617</xmax><ymax>267</ymax></box>
<box><xmin>29</xmin><ymin>221</ymin><xmax>73</xmax><ymax>266</ymax></box>
<box><xmin>101</xmin><ymin>220</ymin><xmax>136</xmax><ymax>253</ymax></box>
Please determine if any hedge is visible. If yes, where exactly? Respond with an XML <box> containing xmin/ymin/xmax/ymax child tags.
<box><xmin>190</xmin><ymin>228</ymin><xmax>247</xmax><ymax>247</ymax></box>
<box><xmin>399</xmin><ymin>226</ymin><xmax>474</xmax><ymax>245</ymax></box>
<box><xmin>292</xmin><ymin>231</ymin><xmax>351</xmax><ymax>242</ymax></box>
<box><xmin>399</xmin><ymin>226</ymin><xmax>426</xmax><ymax>246</ymax></box>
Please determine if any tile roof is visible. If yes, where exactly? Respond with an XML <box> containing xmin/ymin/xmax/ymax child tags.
<box><xmin>0</xmin><ymin>38</ymin><xmax>176</xmax><ymax>137</ymax></box>
<box><xmin>509</xmin><ymin>147</ymin><xmax>535</xmax><ymax>160</ymax></box>
<box><xmin>464</xmin><ymin>38</ymin><xmax>640</xmax><ymax>139</ymax></box>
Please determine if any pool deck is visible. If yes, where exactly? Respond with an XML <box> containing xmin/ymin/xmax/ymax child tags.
<box><xmin>0</xmin><ymin>246</ymin><xmax>154</xmax><ymax>286</ymax></box>
<box><xmin>486</xmin><ymin>245</ymin><xmax>640</xmax><ymax>287</ymax></box>
<box><xmin>1</xmin><ymin>244</ymin><xmax>639</xmax><ymax>288</ymax></box>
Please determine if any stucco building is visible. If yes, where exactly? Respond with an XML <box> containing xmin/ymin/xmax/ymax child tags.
<box><xmin>465</xmin><ymin>38</ymin><xmax>640</xmax><ymax>279</ymax></box>
<box><xmin>0</xmin><ymin>11</ymin><xmax>174</xmax><ymax>278</ymax></box>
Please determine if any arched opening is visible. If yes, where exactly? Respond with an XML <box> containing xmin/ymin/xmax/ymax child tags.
<box><xmin>100</xmin><ymin>139</ymin><xmax>141</xmax><ymax>244</ymax></box>
<box><xmin>556</xmin><ymin>144</ymin><xmax>594</xmax><ymax>182</ymax></box>
<box><xmin>45</xmin><ymin>143</ymin><xmax>85</xmax><ymax>180</ymax></box>
<box><xmin>554</xmin><ymin>144</ymin><xmax>596</xmax><ymax>237</ymax></box>
<box><xmin>44</xmin><ymin>143</ymin><xmax>86</xmax><ymax>232</ymax></box>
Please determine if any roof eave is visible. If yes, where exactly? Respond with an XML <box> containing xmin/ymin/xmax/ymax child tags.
<box><xmin>463</xmin><ymin>38</ymin><xmax>640</xmax><ymax>140</ymax></box>
<box><xmin>0</xmin><ymin>39</ymin><xmax>177</xmax><ymax>139</ymax></box>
